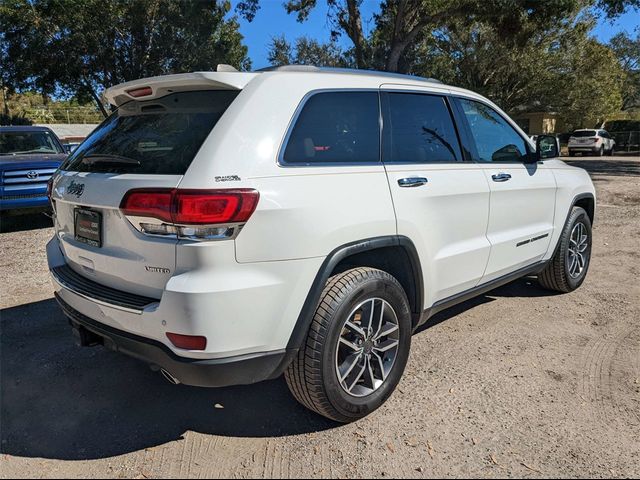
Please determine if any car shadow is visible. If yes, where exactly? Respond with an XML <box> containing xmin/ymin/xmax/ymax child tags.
<box><xmin>416</xmin><ymin>276</ymin><xmax>559</xmax><ymax>333</ymax></box>
<box><xmin>1</xmin><ymin>277</ymin><xmax>559</xmax><ymax>461</ymax></box>
<box><xmin>0</xmin><ymin>212</ymin><xmax>53</xmax><ymax>233</ymax></box>
<box><xmin>563</xmin><ymin>158</ymin><xmax>640</xmax><ymax>177</ymax></box>
<box><xmin>0</xmin><ymin>298</ymin><xmax>336</xmax><ymax>461</ymax></box>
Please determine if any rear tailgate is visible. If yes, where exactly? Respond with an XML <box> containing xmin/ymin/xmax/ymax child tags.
<box><xmin>52</xmin><ymin>172</ymin><xmax>181</xmax><ymax>298</ymax></box>
<box><xmin>51</xmin><ymin>88</ymin><xmax>242</xmax><ymax>299</ymax></box>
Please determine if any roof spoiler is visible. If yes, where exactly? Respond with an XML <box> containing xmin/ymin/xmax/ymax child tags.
<box><xmin>103</xmin><ymin>70</ymin><xmax>257</xmax><ymax>107</ymax></box>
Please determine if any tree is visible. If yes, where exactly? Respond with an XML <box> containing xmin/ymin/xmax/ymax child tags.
<box><xmin>241</xmin><ymin>0</ymin><xmax>640</xmax><ymax>73</ymax></box>
<box><xmin>0</xmin><ymin>0</ymin><xmax>250</xmax><ymax>115</ymax></box>
<box><xmin>267</xmin><ymin>36</ymin><xmax>351</xmax><ymax>67</ymax></box>
<box><xmin>609</xmin><ymin>31</ymin><xmax>640</xmax><ymax>111</ymax></box>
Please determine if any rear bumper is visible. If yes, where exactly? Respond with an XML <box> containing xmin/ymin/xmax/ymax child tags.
<box><xmin>55</xmin><ymin>292</ymin><xmax>293</xmax><ymax>387</ymax></box>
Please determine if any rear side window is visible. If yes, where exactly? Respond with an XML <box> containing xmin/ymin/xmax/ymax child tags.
<box><xmin>382</xmin><ymin>92</ymin><xmax>462</xmax><ymax>163</ymax></box>
<box><xmin>282</xmin><ymin>91</ymin><xmax>380</xmax><ymax>164</ymax></box>
<box><xmin>61</xmin><ymin>90</ymin><xmax>239</xmax><ymax>174</ymax></box>
<box><xmin>457</xmin><ymin>98</ymin><xmax>528</xmax><ymax>163</ymax></box>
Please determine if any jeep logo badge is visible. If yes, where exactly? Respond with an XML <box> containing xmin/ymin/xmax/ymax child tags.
<box><xmin>67</xmin><ymin>181</ymin><xmax>85</xmax><ymax>197</ymax></box>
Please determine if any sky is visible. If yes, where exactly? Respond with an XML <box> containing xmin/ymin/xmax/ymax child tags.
<box><xmin>230</xmin><ymin>0</ymin><xmax>640</xmax><ymax>70</ymax></box>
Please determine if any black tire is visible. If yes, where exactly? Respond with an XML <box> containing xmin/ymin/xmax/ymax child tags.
<box><xmin>597</xmin><ymin>145</ymin><xmax>604</xmax><ymax>156</ymax></box>
<box><xmin>538</xmin><ymin>206</ymin><xmax>592</xmax><ymax>293</ymax></box>
<box><xmin>285</xmin><ymin>267</ymin><xmax>412</xmax><ymax>423</ymax></box>
<box><xmin>568</xmin><ymin>150</ymin><xmax>576</xmax><ymax>157</ymax></box>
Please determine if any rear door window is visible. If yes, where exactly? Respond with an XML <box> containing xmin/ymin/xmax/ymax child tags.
<box><xmin>61</xmin><ymin>90</ymin><xmax>239</xmax><ymax>174</ymax></box>
<box><xmin>282</xmin><ymin>91</ymin><xmax>380</xmax><ymax>165</ymax></box>
<box><xmin>381</xmin><ymin>92</ymin><xmax>462</xmax><ymax>163</ymax></box>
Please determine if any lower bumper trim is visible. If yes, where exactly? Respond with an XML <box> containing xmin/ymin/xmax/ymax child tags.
<box><xmin>54</xmin><ymin>293</ymin><xmax>295</xmax><ymax>388</ymax></box>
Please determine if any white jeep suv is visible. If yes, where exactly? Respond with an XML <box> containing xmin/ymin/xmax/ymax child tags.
<box><xmin>47</xmin><ymin>66</ymin><xmax>595</xmax><ymax>422</ymax></box>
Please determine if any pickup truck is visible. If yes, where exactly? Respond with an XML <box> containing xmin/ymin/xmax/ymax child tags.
<box><xmin>1</xmin><ymin>126</ymin><xmax>67</xmax><ymax>214</ymax></box>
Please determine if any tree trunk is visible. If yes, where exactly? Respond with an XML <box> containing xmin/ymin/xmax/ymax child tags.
<box><xmin>87</xmin><ymin>84</ymin><xmax>109</xmax><ymax>118</ymax></box>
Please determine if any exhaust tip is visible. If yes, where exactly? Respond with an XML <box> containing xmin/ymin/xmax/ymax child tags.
<box><xmin>160</xmin><ymin>369</ymin><xmax>180</xmax><ymax>385</ymax></box>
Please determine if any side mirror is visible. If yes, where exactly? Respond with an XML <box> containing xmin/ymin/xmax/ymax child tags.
<box><xmin>535</xmin><ymin>135</ymin><xmax>559</xmax><ymax>160</ymax></box>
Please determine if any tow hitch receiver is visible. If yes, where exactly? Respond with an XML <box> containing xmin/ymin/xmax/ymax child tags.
<box><xmin>71</xmin><ymin>324</ymin><xmax>103</xmax><ymax>347</ymax></box>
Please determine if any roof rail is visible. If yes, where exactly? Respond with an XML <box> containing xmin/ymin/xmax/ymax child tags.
<box><xmin>254</xmin><ymin>65</ymin><xmax>442</xmax><ymax>84</ymax></box>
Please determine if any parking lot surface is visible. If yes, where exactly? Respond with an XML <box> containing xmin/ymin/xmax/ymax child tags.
<box><xmin>1</xmin><ymin>156</ymin><xmax>639</xmax><ymax>478</ymax></box>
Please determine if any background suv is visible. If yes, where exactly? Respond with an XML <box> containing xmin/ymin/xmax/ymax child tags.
<box><xmin>47</xmin><ymin>66</ymin><xmax>595</xmax><ymax>422</ymax></box>
<box><xmin>0</xmin><ymin>126</ymin><xmax>66</xmax><ymax>214</ymax></box>
<box><xmin>568</xmin><ymin>129</ymin><xmax>615</xmax><ymax>156</ymax></box>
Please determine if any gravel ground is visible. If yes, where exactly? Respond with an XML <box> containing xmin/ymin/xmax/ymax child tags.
<box><xmin>1</xmin><ymin>156</ymin><xmax>639</xmax><ymax>478</ymax></box>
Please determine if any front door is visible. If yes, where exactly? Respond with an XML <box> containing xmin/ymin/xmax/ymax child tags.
<box><xmin>453</xmin><ymin>97</ymin><xmax>557</xmax><ymax>282</ymax></box>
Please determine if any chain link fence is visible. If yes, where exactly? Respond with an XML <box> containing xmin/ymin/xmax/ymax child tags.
<box><xmin>21</xmin><ymin>105</ymin><xmax>104</xmax><ymax>124</ymax></box>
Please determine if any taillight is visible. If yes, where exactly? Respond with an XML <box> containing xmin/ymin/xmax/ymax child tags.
<box><xmin>120</xmin><ymin>188</ymin><xmax>259</xmax><ymax>240</ymax></box>
<box><xmin>120</xmin><ymin>189</ymin><xmax>173</xmax><ymax>223</ymax></box>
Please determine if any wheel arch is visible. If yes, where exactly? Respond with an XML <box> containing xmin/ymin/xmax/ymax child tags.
<box><xmin>285</xmin><ymin>235</ymin><xmax>424</xmax><ymax>352</ymax></box>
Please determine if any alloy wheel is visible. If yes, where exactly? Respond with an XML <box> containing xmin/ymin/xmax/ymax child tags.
<box><xmin>335</xmin><ymin>298</ymin><xmax>400</xmax><ymax>397</ymax></box>
<box><xmin>567</xmin><ymin>222</ymin><xmax>589</xmax><ymax>278</ymax></box>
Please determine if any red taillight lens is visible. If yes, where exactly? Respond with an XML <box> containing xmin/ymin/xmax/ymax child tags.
<box><xmin>126</xmin><ymin>86</ymin><xmax>153</xmax><ymax>98</ymax></box>
<box><xmin>166</xmin><ymin>333</ymin><xmax>207</xmax><ymax>351</ymax></box>
<box><xmin>120</xmin><ymin>188</ymin><xmax>259</xmax><ymax>225</ymax></box>
<box><xmin>174</xmin><ymin>190</ymin><xmax>259</xmax><ymax>224</ymax></box>
<box><xmin>120</xmin><ymin>189</ymin><xmax>173</xmax><ymax>223</ymax></box>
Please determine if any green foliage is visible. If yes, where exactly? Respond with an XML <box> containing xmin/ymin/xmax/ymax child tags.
<box><xmin>0</xmin><ymin>113</ymin><xmax>33</xmax><ymax>126</ymax></box>
<box><xmin>0</xmin><ymin>0</ymin><xmax>250</xmax><ymax>114</ymax></box>
<box><xmin>609</xmin><ymin>31</ymin><xmax>640</xmax><ymax>111</ymax></box>
<box><xmin>267</xmin><ymin>36</ymin><xmax>351</xmax><ymax>67</ymax></box>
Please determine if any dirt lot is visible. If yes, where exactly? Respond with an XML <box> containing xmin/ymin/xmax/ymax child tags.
<box><xmin>1</xmin><ymin>156</ymin><xmax>639</xmax><ymax>479</ymax></box>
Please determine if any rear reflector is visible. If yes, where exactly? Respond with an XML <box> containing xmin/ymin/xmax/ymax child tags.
<box><xmin>126</xmin><ymin>86</ymin><xmax>153</xmax><ymax>98</ymax></box>
<box><xmin>166</xmin><ymin>333</ymin><xmax>207</xmax><ymax>351</ymax></box>
<box><xmin>120</xmin><ymin>188</ymin><xmax>259</xmax><ymax>225</ymax></box>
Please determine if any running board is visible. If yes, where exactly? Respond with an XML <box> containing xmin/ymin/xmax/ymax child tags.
<box><xmin>417</xmin><ymin>260</ymin><xmax>549</xmax><ymax>328</ymax></box>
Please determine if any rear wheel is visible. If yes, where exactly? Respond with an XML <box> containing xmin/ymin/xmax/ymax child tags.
<box><xmin>597</xmin><ymin>145</ymin><xmax>604</xmax><ymax>156</ymax></box>
<box><xmin>285</xmin><ymin>267</ymin><xmax>412</xmax><ymax>423</ymax></box>
<box><xmin>568</xmin><ymin>150</ymin><xmax>576</xmax><ymax>157</ymax></box>
<box><xmin>538</xmin><ymin>206</ymin><xmax>592</xmax><ymax>292</ymax></box>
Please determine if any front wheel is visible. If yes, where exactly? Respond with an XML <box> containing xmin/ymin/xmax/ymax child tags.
<box><xmin>285</xmin><ymin>267</ymin><xmax>412</xmax><ymax>423</ymax></box>
<box><xmin>538</xmin><ymin>206</ymin><xmax>592</xmax><ymax>292</ymax></box>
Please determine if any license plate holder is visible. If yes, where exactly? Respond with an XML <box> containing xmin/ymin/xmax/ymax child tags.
<box><xmin>74</xmin><ymin>208</ymin><xmax>102</xmax><ymax>247</ymax></box>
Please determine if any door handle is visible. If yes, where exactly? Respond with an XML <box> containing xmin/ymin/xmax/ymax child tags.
<box><xmin>491</xmin><ymin>173</ymin><xmax>512</xmax><ymax>182</ymax></box>
<box><xmin>398</xmin><ymin>177</ymin><xmax>428</xmax><ymax>188</ymax></box>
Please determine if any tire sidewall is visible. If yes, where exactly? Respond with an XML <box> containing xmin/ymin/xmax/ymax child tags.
<box><xmin>563</xmin><ymin>209</ymin><xmax>592</xmax><ymax>290</ymax></box>
<box><xmin>321</xmin><ymin>274</ymin><xmax>412</xmax><ymax>420</ymax></box>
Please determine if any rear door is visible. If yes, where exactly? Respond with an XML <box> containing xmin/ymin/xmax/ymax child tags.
<box><xmin>380</xmin><ymin>87</ymin><xmax>492</xmax><ymax>306</ymax></box>
<box><xmin>51</xmin><ymin>90</ymin><xmax>239</xmax><ymax>298</ymax></box>
<box><xmin>452</xmin><ymin>97</ymin><xmax>556</xmax><ymax>282</ymax></box>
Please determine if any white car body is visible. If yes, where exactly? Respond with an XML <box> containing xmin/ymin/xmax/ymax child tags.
<box><xmin>568</xmin><ymin>129</ymin><xmax>615</xmax><ymax>156</ymax></box>
<box><xmin>47</xmin><ymin>66</ymin><xmax>596</xmax><ymax>390</ymax></box>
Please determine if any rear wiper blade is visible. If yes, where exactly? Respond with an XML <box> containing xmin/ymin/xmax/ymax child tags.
<box><xmin>81</xmin><ymin>154</ymin><xmax>141</xmax><ymax>166</ymax></box>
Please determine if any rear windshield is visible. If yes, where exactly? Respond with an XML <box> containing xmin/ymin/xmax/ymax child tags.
<box><xmin>571</xmin><ymin>130</ymin><xmax>597</xmax><ymax>137</ymax></box>
<box><xmin>0</xmin><ymin>131</ymin><xmax>64</xmax><ymax>155</ymax></box>
<box><xmin>61</xmin><ymin>90</ymin><xmax>239</xmax><ymax>174</ymax></box>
